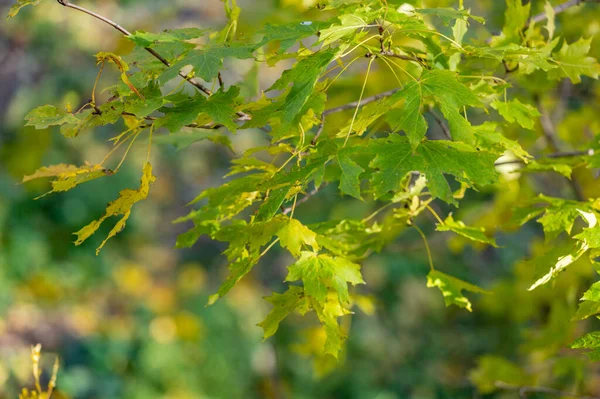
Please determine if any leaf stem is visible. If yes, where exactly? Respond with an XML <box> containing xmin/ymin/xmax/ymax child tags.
<box><xmin>343</xmin><ymin>56</ymin><xmax>374</xmax><ymax>147</ymax></box>
<box><xmin>413</xmin><ymin>223</ymin><xmax>435</xmax><ymax>271</ymax></box>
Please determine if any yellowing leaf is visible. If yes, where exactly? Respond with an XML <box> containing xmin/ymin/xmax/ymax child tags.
<box><xmin>278</xmin><ymin>219</ymin><xmax>320</xmax><ymax>257</ymax></box>
<box><xmin>74</xmin><ymin>162</ymin><xmax>156</xmax><ymax>254</ymax></box>
<box><xmin>286</xmin><ymin>252</ymin><xmax>364</xmax><ymax>305</ymax></box>
<box><xmin>6</xmin><ymin>0</ymin><xmax>41</xmax><ymax>18</ymax></box>
<box><xmin>96</xmin><ymin>52</ymin><xmax>143</xmax><ymax>99</ymax></box>
<box><xmin>23</xmin><ymin>163</ymin><xmax>113</xmax><ymax>196</ymax></box>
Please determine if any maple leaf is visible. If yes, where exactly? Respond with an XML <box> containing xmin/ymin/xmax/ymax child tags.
<box><xmin>549</xmin><ymin>38</ymin><xmax>600</xmax><ymax>84</ymax></box>
<box><xmin>126</xmin><ymin>28</ymin><xmax>207</xmax><ymax>48</ymax></box>
<box><xmin>427</xmin><ymin>270</ymin><xmax>488</xmax><ymax>312</ymax></box>
<box><xmin>386</xmin><ymin>69</ymin><xmax>480</xmax><ymax>149</ymax></box>
<box><xmin>278</xmin><ymin>219</ymin><xmax>320</xmax><ymax>257</ymax></box>
<box><xmin>491</xmin><ymin>99</ymin><xmax>540</xmax><ymax>130</ymax></box>
<box><xmin>161</xmin><ymin>44</ymin><xmax>254</xmax><ymax>83</ymax></box>
<box><xmin>74</xmin><ymin>162</ymin><xmax>156</xmax><ymax>254</ymax></box>
<box><xmin>96</xmin><ymin>52</ymin><xmax>143</xmax><ymax>99</ymax></box>
<box><xmin>24</xmin><ymin>105</ymin><xmax>79</xmax><ymax>129</ymax></box>
<box><xmin>268</xmin><ymin>50</ymin><xmax>336</xmax><ymax>136</ymax></box>
<box><xmin>286</xmin><ymin>252</ymin><xmax>364</xmax><ymax>306</ymax></box>
<box><xmin>436</xmin><ymin>214</ymin><xmax>498</xmax><ymax>247</ymax></box>
<box><xmin>570</xmin><ymin>331</ymin><xmax>600</xmax><ymax>361</ymax></box>
<box><xmin>156</xmin><ymin>87</ymin><xmax>240</xmax><ymax>132</ymax></box>
<box><xmin>336</xmin><ymin>152</ymin><xmax>365</xmax><ymax>199</ymax></box>
<box><xmin>6</xmin><ymin>0</ymin><xmax>41</xmax><ymax>18</ymax></box>
<box><xmin>369</xmin><ymin>136</ymin><xmax>498</xmax><ymax>205</ymax></box>
<box><xmin>255</xmin><ymin>21</ymin><xmax>327</xmax><ymax>52</ymax></box>
<box><xmin>258</xmin><ymin>286</ymin><xmax>309</xmax><ymax>339</ymax></box>
<box><xmin>23</xmin><ymin>163</ymin><xmax>113</xmax><ymax>196</ymax></box>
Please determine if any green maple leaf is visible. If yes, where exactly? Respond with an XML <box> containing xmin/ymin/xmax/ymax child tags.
<box><xmin>255</xmin><ymin>21</ymin><xmax>327</xmax><ymax>52</ymax></box>
<box><xmin>570</xmin><ymin>331</ymin><xmax>600</xmax><ymax>361</ymax></box>
<box><xmin>161</xmin><ymin>44</ymin><xmax>254</xmax><ymax>83</ymax></box>
<box><xmin>369</xmin><ymin>136</ymin><xmax>498</xmax><ymax>205</ymax></box>
<box><xmin>436</xmin><ymin>214</ymin><xmax>498</xmax><ymax>247</ymax></box>
<box><xmin>286</xmin><ymin>252</ymin><xmax>364</xmax><ymax>306</ymax></box>
<box><xmin>311</xmin><ymin>219</ymin><xmax>391</xmax><ymax>258</ymax></box>
<box><xmin>123</xmin><ymin>81</ymin><xmax>165</xmax><ymax>118</ymax></box>
<box><xmin>491</xmin><ymin>99</ymin><xmax>540</xmax><ymax>130</ymax></box>
<box><xmin>24</xmin><ymin>105</ymin><xmax>78</xmax><ymax>129</ymax></box>
<box><xmin>528</xmin><ymin>212</ymin><xmax>596</xmax><ymax>291</ymax></box>
<box><xmin>127</xmin><ymin>28</ymin><xmax>207</xmax><ymax>48</ymax></box>
<box><xmin>416</xmin><ymin>8</ymin><xmax>484</xmax><ymax>25</ymax></box>
<box><xmin>499</xmin><ymin>0</ymin><xmax>531</xmax><ymax>43</ymax></box>
<box><xmin>573</xmin><ymin>300</ymin><xmax>600</xmax><ymax>321</ymax></box>
<box><xmin>319</xmin><ymin>12</ymin><xmax>372</xmax><ymax>46</ymax></box>
<box><xmin>522</xmin><ymin>159</ymin><xmax>573</xmax><ymax>178</ymax></box>
<box><xmin>157</xmin><ymin>86</ymin><xmax>240</xmax><ymax>132</ymax></box>
<box><xmin>549</xmin><ymin>38</ymin><xmax>600</xmax><ymax>84</ymax></box>
<box><xmin>268</xmin><ymin>50</ymin><xmax>336</xmax><ymax>135</ymax></box>
<box><xmin>208</xmin><ymin>216</ymin><xmax>290</xmax><ymax>304</ymax></box>
<box><xmin>337</xmin><ymin>152</ymin><xmax>365</xmax><ymax>199</ymax></box>
<box><xmin>385</xmin><ymin>82</ymin><xmax>427</xmax><ymax>149</ymax></box>
<box><xmin>473</xmin><ymin>122</ymin><xmax>531</xmax><ymax>160</ymax></box>
<box><xmin>426</xmin><ymin>270</ymin><xmax>488</xmax><ymax>312</ymax></box>
<box><xmin>534</xmin><ymin>195</ymin><xmax>592</xmax><ymax>242</ymax></box>
<box><xmin>258</xmin><ymin>286</ymin><xmax>309</xmax><ymax>339</ymax></box>
<box><xmin>386</xmin><ymin>69</ymin><xmax>480</xmax><ymax>148</ymax></box>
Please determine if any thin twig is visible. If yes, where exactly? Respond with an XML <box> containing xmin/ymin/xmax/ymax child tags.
<box><xmin>428</xmin><ymin>109</ymin><xmax>452</xmax><ymax>140</ymax></box>
<box><xmin>282</xmin><ymin>184</ymin><xmax>328</xmax><ymax>215</ymax></box>
<box><xmin>55</xmin><ymin>0</ymin><xmax>251</xmax><ymax>121</ymax></box>
<box><xmin>494</xmin><ymin>149</ymin><xmax>594</xmax><ymax>166</ymax></box>
<box><xmin>311</xmin><ymin>89</ymin><xmax>400</xmax><ymax>145</ymax></box>
<box><xmin>529</xmin><ymin>0</ymin><xmax>600</xmax><ymax>26</ymax></box>
<box><xmin>323</xmin><ymin>89</ymin><xmax>400</xmax><ymax>116</ymax></box>
<box><xmin>495</xmin><ymin>381</ymin><xmax>600</xmax><ymax>399</ymax></box>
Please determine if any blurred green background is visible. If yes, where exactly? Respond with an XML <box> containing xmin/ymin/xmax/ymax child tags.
<box><xmin>1</xmin><ymin>0</ymin><xmax>600</xmax><ymax>398</ymax></box>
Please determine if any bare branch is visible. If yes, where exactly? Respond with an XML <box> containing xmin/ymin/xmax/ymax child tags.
<box><xmin>494</xmin><ymin>149</ymin><xmax>595</xmax><ymax>166</ymax></box>
<box><xmin>529</xmin><ymin>0</ymin><xmax>600</xmax><ymax>26</ymax></box>
<box><xmin>310</xmin><ymin>88</ymin><xmax>400</xmax><ymax>145</ymax></box>
<box><xmin>323</xmin><ymin>89</ymin><xmax>400</xmax><ymax>116</ymax></box>
<box><xmin>55</xmin><ymin>0</ymin><xmax>251</xmax><ymax>121</ymax></box>
<box><xmin>495</xmin><ymin>381</ymin><xmax>600</xmax><ymax>399</ymax></box>
<box><xmin>428</xmin><ymin>108</ymin><xmax>452</xmax><ymax>140</ymax></box>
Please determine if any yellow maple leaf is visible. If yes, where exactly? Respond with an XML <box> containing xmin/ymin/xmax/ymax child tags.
<box><xmin>23</xmin><ymin>163</ymin><xmax>113</xmax><ymax>197</ymax></box>
<box><xmin>74</xmin><ymin>162</ymin><xmax>156</xmax><ymax>254</ymax></box>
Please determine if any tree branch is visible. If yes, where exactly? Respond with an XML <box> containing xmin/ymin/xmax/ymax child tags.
<box><xmin>311</xmin><ymin>89</ymin><xmax>400</xmax><ymax>145</ymax></box>
<box><xmin>495</xmin><ymin>381</ymin><xmax>600</xmax><ymax>399</ymax></box>
<box><xmin>55</xmin><ymin>0</ymin><xmax>251</xmax><ymax>121</ymax></box>
<box><xmin>494</xmin><ymin>149</ymin><xmax>595</xmax><ymax>166</ymax></box>
<box><xmin>529</xmin><ymin>0</ymin><xmax>600</xmax><ymax>25</ymax></box>
<box><xmin>282</xmin><ymin>184</ymin><xmax>328</xmax><ymax>216</ymax></box>
<box><xmin>428</xmin><ymin>108</ymin><xmax>452</xmax><ymax>140</ymax></box>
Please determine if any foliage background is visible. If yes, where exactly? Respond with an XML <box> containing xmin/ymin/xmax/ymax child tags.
<box><xmin>1</xmin><ymin>0</ymin><xmax>600</xmax><ymax>398</ymax></box>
